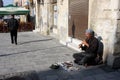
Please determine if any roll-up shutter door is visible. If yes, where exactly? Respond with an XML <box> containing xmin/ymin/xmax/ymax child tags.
<box><xmin>69</xmin><ymin>0</ymin><xmax>89</xmax><ymax>40</ymax></box>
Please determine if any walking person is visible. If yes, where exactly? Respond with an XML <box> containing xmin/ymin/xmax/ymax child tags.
<box><xmin>8</xmin><ymin>15</ymin><xmax>19</xmax><ymax>45</ymax></box>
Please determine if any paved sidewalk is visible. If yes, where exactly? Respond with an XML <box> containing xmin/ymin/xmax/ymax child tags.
<box><xmin>0</xmin><ymin>32</ymin><xmax>120</xmax><ymax>80</ymax></box>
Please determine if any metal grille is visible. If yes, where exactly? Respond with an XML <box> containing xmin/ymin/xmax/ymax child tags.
<box><xmin>69</xmin><ymin>0</ymin><xmax>89</xmax><ymax>40</ymax></box>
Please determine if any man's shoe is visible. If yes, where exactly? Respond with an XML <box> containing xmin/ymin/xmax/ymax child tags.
<box><xmin>74</xmin><ymin>60</ymin><xmax>83</xmax><ymax>65</ymax></box>
<box><xmin>15</xmin><ymin>43</ymin><xmax>17</xmax><ymax>45</ymax></box>
<box><xmin>74</xmin><ymin>60</ymin><xmax>78</xmax><ymax>64</ymax></box>
<box><xmin>50</xmin><ymin>64</ymin><xmax>60</xmax><ymax>69</ymax></box>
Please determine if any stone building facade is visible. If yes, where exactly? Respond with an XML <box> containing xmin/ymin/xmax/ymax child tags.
<box><xmin>89</xmin><ymin>0</ymin><xmax>120</xmax><ymax>68</ymax></box>
<box><xmin>14</xmin><ymin>0</ymin><xmax>27</xmax><ymax>22</ymax></box>
<box><xmin>34</xmin><ymin>0</ymin><xmax>57</xmax><ymax>35</ymax></box>
<box><xmin>13</xmin><ymin>0</ymin><xmax>36</xmax><ymax>23</ymax></box>
<box><xmin>34</xmin><ymin>0</ymin><xmax>120</xmax><ymax>68</ymax></box>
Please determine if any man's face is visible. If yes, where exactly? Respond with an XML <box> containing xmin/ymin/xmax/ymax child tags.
<box><xmin>85</xmin><ymin>33</ymin><xmax>92</xmax><ymax>39</ymax></box>
<box><xmin>11</xmin><ymin>15</ymin><xmax>14</xmax><ymax>18</ymax></box>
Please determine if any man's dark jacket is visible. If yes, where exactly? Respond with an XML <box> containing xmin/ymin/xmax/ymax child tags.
<box><xmin>84</xmin><ymin>37</ymin><xmax>99</xmax><ymax>56</ymax></box>
<box><xmin>8</xmin><ymin>18</ymin><xmax>19</xmax><ymax>31</ymax></box>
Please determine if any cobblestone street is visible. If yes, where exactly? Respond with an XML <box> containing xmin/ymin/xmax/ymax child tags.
<box><xmin>0</xmin><ymin>32</ymin><xmax>120</xmax><ymax>80</ymax></box>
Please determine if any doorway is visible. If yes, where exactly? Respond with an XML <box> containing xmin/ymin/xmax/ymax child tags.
<box><xmin>69</xmin><ymin>0</ymin><xmax>89</xmax><ymax>40</ymax></box>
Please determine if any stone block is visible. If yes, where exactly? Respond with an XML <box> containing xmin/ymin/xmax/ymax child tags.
<box><xmin>68</xmin><ymin>79</ymin><xmax>78</xmax><ymax>80</ymax></box>
<box><xmin>82</xmin><ymin>76</ymin><xmax>95</xmax><ymax>80</ymax></box>
<box><xmin>113</xmin><ymin>56</ymin><xmax>120</xmax><ymax>69</ymax></box>
<box><xmin>46</xmin><ymin>75</ymin><xmax>58</xmax><ymax>80</ymax></box>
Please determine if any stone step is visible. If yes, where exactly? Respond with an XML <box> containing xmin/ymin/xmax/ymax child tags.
<box><xmin>93</xmin><ymin>71</ymin><xmax>120</xmax><ymax>80</ymax></box>
<box><xmin>0</xmin><ymin>71</ymin><xmax>40</xmax><ymax>80</ymax></box>
<box><xmin>1</xmin><ymin>68</ymin><xmax>120</xmax><ymax>80</ymax></box>
<box><xmin>60</xmin><ymin>37</ymin><xmax>82</xmax><ymax>52</ymax></box>
<box><xmin>49</xmin><ymin>32</ymin><xmax>59</xmax><ymax>39</ymax></box>
<box><xmin>67</xmin><ymin>42</ymin><xmax>82</xmax><ymax>52</ymax></box>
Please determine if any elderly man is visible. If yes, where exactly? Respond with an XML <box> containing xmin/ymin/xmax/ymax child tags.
<box><xmin>73</xmin><ymin>29</ymin><xmax>99</xmax><ymax>67</ymax></box>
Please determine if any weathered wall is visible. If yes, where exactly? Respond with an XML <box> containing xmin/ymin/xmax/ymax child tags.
<box><xmin>114</xmin><ymin>0</ymin><xmax>120</xmax><ymax>55</ymax></box>
<box><xmin>34</xmin><ymin>0</ymin><xmax>120</xmax><ymax>68</ymax></box>
<box><xmin>57</xmin><ymin>0</ymin><xmax>69</xmax><ymax>42</ymax></box>
<box><xmin>89</xmin><ymin>0</ymin><xmax>120</xmax><ymax>68</ymax></box>
<box><xmin>34</xmin><ymin>0</ymin><xmax>50</xmax><ymax>35</ymax></box>
<box><xmin>34</xmin><ymin>0</ymin><xmax>69</xmax><ymax>40</ymax></box>
<box><xmin>40</xmin><ymin>0</ymin><xmax>49</xmax><ymax>35</ymax></box>
<box><xmin>34</xmin><ymin>0</ymin><xmax>40</xmax><ymax>32</ymax></box>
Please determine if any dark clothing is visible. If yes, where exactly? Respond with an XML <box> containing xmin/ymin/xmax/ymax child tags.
<box><xmin>73</xmin><ymin>37</ymin><xmax>99</xmax><ymax>65</ymax></box>
<box><xmin>73</xmin><ymin>52</ymin><xmax>96</xmax><ymax>65</ymax></box>
<box><xmin>10</xmin><ymin>30</ymin><xmax>17</xmax><ymax>44</ymax></box>
<box><xmin>8</xmin><ymin>18</ymin><xmax>19</xmax><ymax>31</ymax></box>
<box><xmin>8</xmin><ymin>18</ymin><xmax>19</xmax><ymax>44</ymax></box>
<box><xmin>85</xmin><ymin>37</ymin><xmax>99</xmax><ymax>55</ymax></box>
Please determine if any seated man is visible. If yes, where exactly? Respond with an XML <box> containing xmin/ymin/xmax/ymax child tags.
<box><xmin>73</xmin><ymin>29</ymin><xmax>99</xmax><ymax>67</ymax></box>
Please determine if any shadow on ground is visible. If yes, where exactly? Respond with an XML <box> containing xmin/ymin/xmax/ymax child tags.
<box><xmin>18</xmin><ymin>38</ymin><xmax>53</xmax><ymax>45</ymax></box>
<box><xmin>1</xmin><ymin>64</ymin><xmax>119</xmax><ymax>80</ymax></box>
<box><xmin>0</xmin><ymin>45</ymin><xmax>65</xmax><ymax>57</ymax></box>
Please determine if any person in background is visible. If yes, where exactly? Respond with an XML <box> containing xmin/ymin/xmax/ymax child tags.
<box><xmin>73</xmin><ymin>29</ymin><xmax>99</xmax><ymax>67</ymax></box>
<box><xmin>8</xmin><ymin>15</ymin><xmax>19</xmax><ymax>45</ymax></box>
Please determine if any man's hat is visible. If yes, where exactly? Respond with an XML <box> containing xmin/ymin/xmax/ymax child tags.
<box><xmin>85</xmin><ymin>29</ymin><xmax>94</xmax><ymax>36</ymax></box>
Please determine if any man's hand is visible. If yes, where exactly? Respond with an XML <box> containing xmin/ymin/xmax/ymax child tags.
<box><xmin>78</xmin><ymin>44</ymin><xmax>82</xmax><ymax>48</ymax></box>
<box><xmin>81</xmin><ymin>40</ymin><xmax>89</xmax><ymax>47</ymax></box>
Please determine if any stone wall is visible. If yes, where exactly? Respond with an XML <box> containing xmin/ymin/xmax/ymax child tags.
<box><xmin>34</xmin><ymin>0</ymin><xmax>120</xmax><ymax>68</ymax></box>
<box><xmin>89</xmin><ymin>0</ymin><xmax>120</xmax><ymax>68</ymax></box>
<box><xmin>34</xmin><ymin>0</ymin><xmax>69</xmax><ymax>37</ymax></box>
<box><xmin>34</xmin><ymin>0</ymin><xmax>50</xmax><ymax>35</ymax></box>
<box><xmin>115</xmin><ymin>20</ymin><xmax>120</xmax><ymax>55</ymax></box>
<box><xmin>34</xmin><ymin>0</ymin><xmax>40</xmax><ymax>32</ymax></box>
<box><xmin>40</xmin><ymin>1</ymin><xmax>49</xmax><ymax>35</ymax></box>
<box><xmin>57</xmin><ymin>0</ymin><xmax>69</xmax><ymax>42</ymax></box>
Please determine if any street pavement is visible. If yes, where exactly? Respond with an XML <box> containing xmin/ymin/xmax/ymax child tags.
<box><xmin>0</xmin><ymin>32</ymin><xmax>120</xmax><ymax>80</ymax></box>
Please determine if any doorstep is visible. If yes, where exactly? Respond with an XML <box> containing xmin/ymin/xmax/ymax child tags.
<box><xmin>60</xmin><ymin>37</ymin><xmax>83</xmax><ymax>52</ymax></box>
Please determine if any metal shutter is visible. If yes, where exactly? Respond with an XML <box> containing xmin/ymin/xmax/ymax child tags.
<box><xmin>69</xmin><ymin>0</ymin><xmax>89</xmax><ymax>40</ymax></box>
